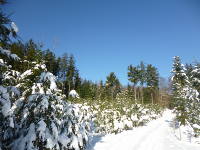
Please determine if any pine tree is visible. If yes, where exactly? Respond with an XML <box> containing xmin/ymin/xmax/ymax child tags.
<box><xmin>146</xmin><ymin>64</ymin><xmax>159</xmax><ymax>104</ymax></box>
<box><xmin>128</xmin><ymin>65</ymin><xmax>139</xmax><ymax>102</ymax></box>
<box><xmin>138</xmin><ymin>61</ymin><xmax>146</xmax><ymax>104</ymax></box>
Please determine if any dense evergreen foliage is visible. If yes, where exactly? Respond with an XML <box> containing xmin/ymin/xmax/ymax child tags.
<box><xmin>128</xmin><ymin>61</ymin><xmax>160</xmax><ymax>104</ymax></box>
<box><xmin>171</xmin><ymin>56</ymin><xmax>200</xmax><ymax>136</ymax></box>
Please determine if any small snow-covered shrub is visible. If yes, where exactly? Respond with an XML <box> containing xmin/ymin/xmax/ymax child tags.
<box><xmin>69</xmin><ymin>95</ymin><xmax>163</xmax><ymax>134</ymax></box>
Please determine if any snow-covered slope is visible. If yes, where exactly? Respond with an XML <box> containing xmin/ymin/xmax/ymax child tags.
<box><xmin>87</xmin><ymin>110</ymin><xmax>200</xmax><ymax>150</ymax></box>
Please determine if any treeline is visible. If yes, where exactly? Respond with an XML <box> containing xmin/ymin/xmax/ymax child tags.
<box><xmin>1</xmin><ymin>38</ymin><xmax>170</xmax><ymax>105</ymax></box>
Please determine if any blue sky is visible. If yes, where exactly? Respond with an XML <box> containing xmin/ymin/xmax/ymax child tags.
<box><xmin>2</xmin><ymin>0</ymin><xmax>200</xmax><ymax>85</ymax></box>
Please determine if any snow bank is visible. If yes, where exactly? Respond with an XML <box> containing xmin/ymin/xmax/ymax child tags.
<box><xmin>0</xmin><ymin>47</ymin><xmax>20</xmax><ymax>60</ymax></box>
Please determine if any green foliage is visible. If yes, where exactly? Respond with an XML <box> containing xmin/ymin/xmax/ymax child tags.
<box><xmin>105</xmin><ymin>72</ymin><xmax>121</xmax><ymax>99</ymax></box>
<box><xmin>128</xmin><ymin>65</ymin><xmax>139</xmax><ymax>86</ymax></box>
<box><xmin>69</xmin><ymin>90</ymin><xmax>163</xmax><ymax>134</ymax></box>
<box><xmin>171</xmin><ymin>56</ymin><xmax>200</xmax><ymax>136</ymax></box>
<box><xmin>127</xmin><ymin>62</ymin><xmax>160</xmax><ymax>104</ymax></box>
<box><xmin>146</xmin><ymin>64</ymin><xmax>159</xmax><ymax>88</ymax></box>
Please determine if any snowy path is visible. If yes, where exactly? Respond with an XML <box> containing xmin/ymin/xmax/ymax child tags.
<box><xmin>87</xmin><ymin>110</ymin><xmax>200</xmax><ymax>150</ymax></box>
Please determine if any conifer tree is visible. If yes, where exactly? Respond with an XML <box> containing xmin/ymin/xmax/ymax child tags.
<box><xmin>43</xmin><ymin>49</ymin><xmax>59</xmax><ymax>76</ymax></box>
<box><xmin>0</xmin><ymin>46</ymin><xmax>20</xmax><ymax>150</ymax></box>
<box><xmin>146</xmin><ymin>64</ymin><xmax>159</xmax><ymax>104</ymax></box>
<box><xmin>171</xmin><ymin>56</ymin><xmax>189</xmax><ymax>125</ymax></box>
<box><xmin>0</xmin><ymin>1</ymin><xmax>18</xmax><ymax>47</ymax></box>
<box><xmin>138</xmin><ymin>61</ymin><xmax>146</xmax><ymax>104</ymax></box>
<box><xmin>66</xmin><ymin>54</ymin><xmax>75</xmax><ymax>93</ymax></box>
<box><xmin>12</xmin><ymin>63</ymin><xmax>89</xmax><ymax>150</ymax></box>
<box><xmin>191</xmin><ymin>63</ymin><xmax>200</xmax><ymax>91</ymax></box>
<box><xmin>128</xmin><ymin>65</ymin><xmax>139</xmax><ymax>102</ymax></box>
<box><xmin>105</xmin><ymin>72</ymin><xmax>121</xmax><ymax>100</ymax></box>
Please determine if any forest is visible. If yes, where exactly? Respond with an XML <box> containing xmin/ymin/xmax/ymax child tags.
<box><xmin>0</xmin><ymin>1</ymin><xmax>200</xmax><ymax>150</ymax></box>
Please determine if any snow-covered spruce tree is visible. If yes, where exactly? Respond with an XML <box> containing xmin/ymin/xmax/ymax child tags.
<box><xmin>13</xmin><ymin>63</ymin><xmax>88</xmax><ymax>150</ymax></box>
<box><xmin>188</xmin><ymin>64</ymin><xmax>200</xmax><ymax>135</ymax></box>
<box><xmin>171</xmin><ymin>56</ymin><xmax>189</xmax><ymax>125</ymax></box>
<box><xmin>191</xmin><ymin>64</ymin><xmax>200</xmax><ymax>92</ymax></box>
<box><xmin>0</xmin><ymin>46</ymin><xmax>20</xmax><ymax>150</ymax></box>
<box><xmin>171</xmin><ymin>57</ymin><xmax>200</xmax><ymax>135</ymax></box>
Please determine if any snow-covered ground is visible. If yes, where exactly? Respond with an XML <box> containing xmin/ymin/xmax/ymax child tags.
<box><xmin>87</xmin><ymin>110</ymin><xmax>200</xmax><ymax>150</ymax></box>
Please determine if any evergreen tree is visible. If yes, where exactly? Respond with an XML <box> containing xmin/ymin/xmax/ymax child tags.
<box><xmin>66</xmin><ymin>54</ymin><xmax>75</xmax><ymax>93</ymax></box>
<box><xmin>128</xmin><ymin>65</ymin><xmax>139</xmax><ymax>102</ymax></box>
<box><xmin>105</xmin><ymin>72</ymin><xmax>121</xmax><ymax>100</ymax></box>
<box><xmin>138</xmin><ymin>61</ymin><xmax>146</xmax><ymax>104</ymax></box>
<box><xmin>0</xmin><ymin>46</ymin><xmax>20</xmax><ymax>150</ymax></box>
<box><xmin>191</xmin><ymin>63</ymin><xmax>200</xmax><ymax>92</ymax></box>
<box><xmin>58</xmin><ymin>53</ymin><xmax>68</xmax><ymax>80</ymax></box>
<box><xmin>79</xmin><ymin>80</ymin><xmax>96</xmax><ymax>99</ymax></box>
<box><xmin>24</xmin><ymin>40</ymin><xmax>42</xmax><ymax>63</ymax></box>
<box><xmin>171</xmin><ymin>56</ymin><xmax>189</xmax><ymax>125</ymax></box>
<box><xmin>185</xmin><ymin>63</ymin><xmax>194</xmax><ymax>81</ymax></box>
<box><xmin>74</xmin><ymin>69</ymin><xmax>81</xmax><ymax>92</ymax></box>
<box><xmin>43</xmin><ymin>49</ymin><xmax>59</xmax><ymax>75</ymax></box>
<box><xmin>0</xmin><ymin>1</ymin><xmax>18</xmax><ymax>46</ymax></box>
<box><xmin>146</xmin><ymin>64</ymin><xmax>159</xmax><ymax>104</ymax></box>
<box><xmin>12</xmin><ymin>63</ymin><xmax>89</xmax><ymax>150</ymax></box>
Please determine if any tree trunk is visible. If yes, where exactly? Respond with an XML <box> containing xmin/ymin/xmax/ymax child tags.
<box><xmin>137</xmin><ymin>87</ymin><xmax>140</xmax><ymax>103</ymax></box>
<box><xmin>68</xmin><ymin>82</ymin><xmax>71</xmax><ymax>93</ymax></box>
<box><xmin>151</xmin><ymin>93</ymin><xmax>154</xmax><ymax>104</ymax></box>
<box><xmin>134</xmin><ymin>86</ymin><xmax>137</xmax><ymax>103</ymax></box>
<box><xmin>141</xmin><ymin>87</ymin><xmax>144</xmax><ymax>104</ymax></box>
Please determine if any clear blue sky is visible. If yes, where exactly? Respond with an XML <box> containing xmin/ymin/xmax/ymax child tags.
<box><xmin>2</xmin><ymin>0</ymin><xmax>200</xmax><ymax>85</ymax></box>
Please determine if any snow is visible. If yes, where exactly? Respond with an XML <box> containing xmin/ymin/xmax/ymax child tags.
<box><xmin>9</xmin><ymin>117</ymin><xmax>14</xmax><ymax>128</ymax></box>
<box><xmin>39</xmin><ymin>72</ymin><xmax>57</xmax><ymax>90</ymax></box>
<box><xmin>69</xmin><ymin>90</ymin><xmax>80</xmax><ymax>98</ymax></box>
<box><xmin>0</xmin><ymin>47</ymin><xmax>20</xmax><ymax>60</ymax></box>
<box><xmin>0</xmin><ymin>86</ymin><xmax>11</xmax><ymax>117</ymax></box>
<box><xmin>20</xmin><ymin>69</ymin><xmax>32</xmax><ymax>79</ymax></box>
<box><xmin>11</xmin><ymin>22</ymin><xmax>19</xmax><ymax>33</ymax></box>
<box><xmin>13</xmin><ymin>123</ymin><xmax>36</xmax><ymax>150</ymax></box>
<box><xmin>58</xmin><ymin>134</ymin><xmax>71</xmax><ymax>147</ymax></box>
<box><xmin>31</xmin><ymin>83</ymin><xmax>44</xmax><ymax>94</ymax></box>
<box><xmin>70</xmin><ymin>135</ymin><xmax>80</xmax><ymax>150</ymax></box>
<box><xmin>87</xmin><ymin>110</ymin><xmax>200</xmax><ymax>150</ymax></box>
<box><xmin>0</xmin><ymin>59</ymin><xmax>4</xmax><ymax>64</ymax></box>
<box><xmin>37</xmin><ymin>119</ymin><xmax>46</xmax><ymax>140</ymax></box>
<box><xmin>193</xmin><ymin>124</ymin><xmax>200</xmax><ymax>129</ymax></box>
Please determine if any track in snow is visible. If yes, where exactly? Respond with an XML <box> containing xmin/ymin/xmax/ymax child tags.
<box><xmin>87</xmin><ymin>110</ymin><xmax>200</xmax><ymax>150</ymax></box>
